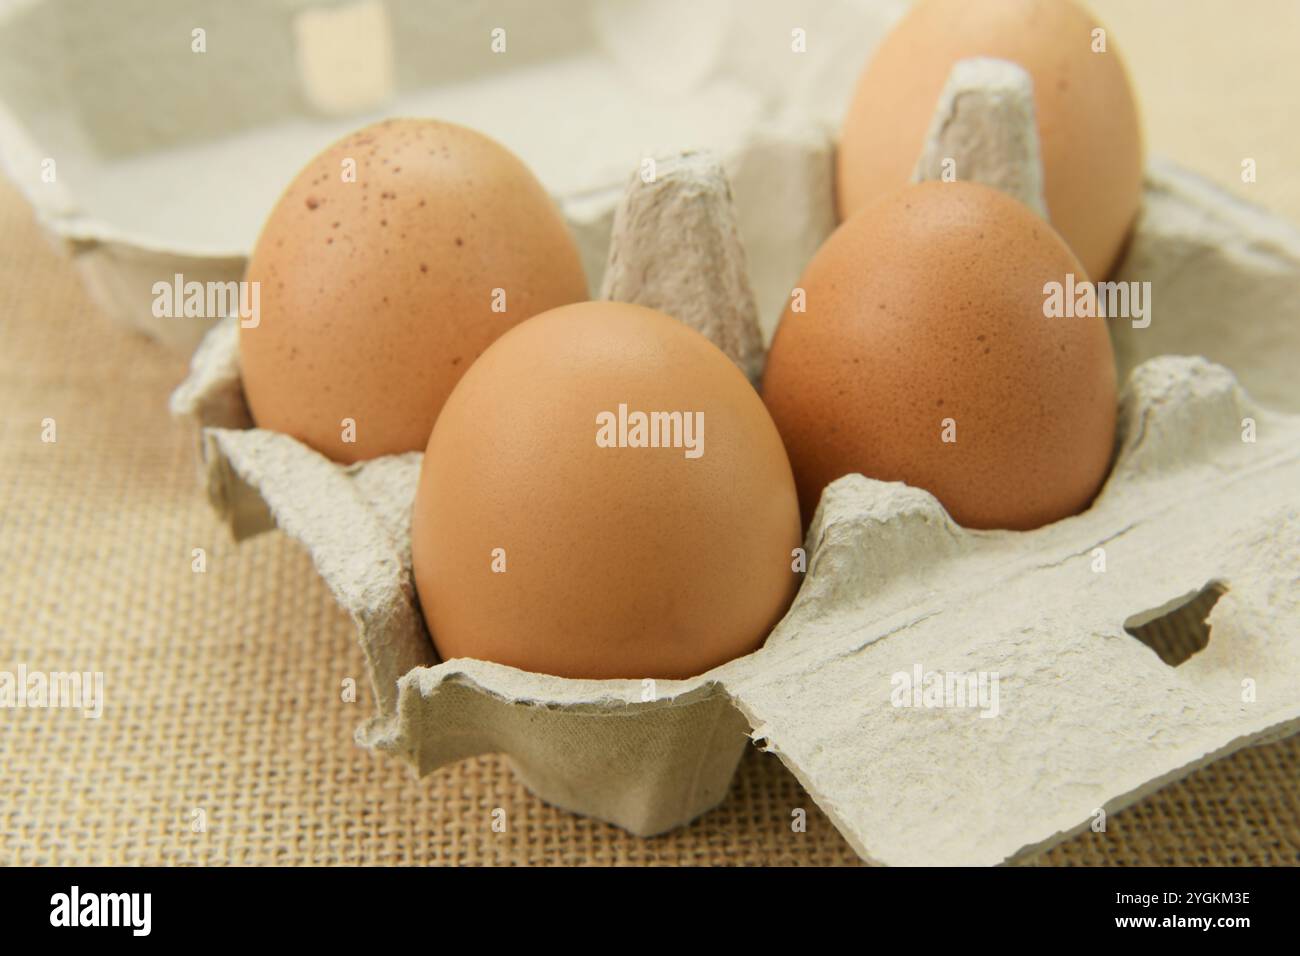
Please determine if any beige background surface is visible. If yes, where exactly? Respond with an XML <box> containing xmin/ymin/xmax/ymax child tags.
<box><xmin>2</xmin><ymin>0</ymin><xmax>1298</xmax><ymax>865</ymax></box>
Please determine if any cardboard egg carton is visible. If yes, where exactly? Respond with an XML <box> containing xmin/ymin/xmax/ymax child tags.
<box><xmin>170</xmin><ymin>59</ymin><xmax>1300</xmax><ymax>865</ymax></box>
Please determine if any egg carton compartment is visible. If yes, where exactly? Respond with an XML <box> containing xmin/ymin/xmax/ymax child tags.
<box><xmin>0</xmin><ymin>0</ymin><xmax>903</xmax><ymax>355</ymax></box>
<box><xmin>169</xmin><ymin>57</ymin><xmax>1300</xmax><ymax>863</ymax></box>
<box><xmin>175</xmin><ymin>340</ymin><xmax>1300</xmax><ymax>865</ymax></box>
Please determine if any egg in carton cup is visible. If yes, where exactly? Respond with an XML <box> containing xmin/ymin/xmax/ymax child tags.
<box><xmin>171</xmin><ymin>58</ymin><xmax>1300</xmax><ymax>865</ymax></box>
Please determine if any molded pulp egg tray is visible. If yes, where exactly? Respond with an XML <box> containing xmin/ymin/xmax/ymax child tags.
<box><xmin>167</xmin><ymin>71</ymin><xmax>1298</xmax><ymax>865</ymax></box>
<box><xmin>171</xmin><ymin>71</ymin><xmax>1300</xmax><ymax>865</ymax></box>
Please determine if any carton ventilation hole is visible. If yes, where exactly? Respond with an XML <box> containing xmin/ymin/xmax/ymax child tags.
<box><xmin>1123</xmin><ymin>581</ymin><xmax>1228</xmax><ymax>667</ymax></box>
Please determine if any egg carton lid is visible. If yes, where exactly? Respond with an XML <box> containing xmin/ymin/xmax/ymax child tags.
<box><xmin>0</xmin><ymin>0</ymin><xmax>904</xmax><ymax>354</ymax></box>
<box><xmin>169</xmin><ymin>60</ymin><xmax>1300</xmax><ymax>864</ymax></box>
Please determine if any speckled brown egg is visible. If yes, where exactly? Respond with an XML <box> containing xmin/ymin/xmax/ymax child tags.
<box><xmin>239</xmin><ymin>118</ymin><xmax>588</xmax><ymax>463</ymax></box>
<box><xmin>837</xmin><ymin>0</ymin><xmax>1143</xmax><ymax>280</ymax></box>
<box><xmin>411</xmin><ymin>301</ymin><xmax>803</xmax><ymax>680</ymax></box>
<box><xmin>762</xmin><ymin>181</ymin><xmax>1117</xmax><ymax>531</ymax></box>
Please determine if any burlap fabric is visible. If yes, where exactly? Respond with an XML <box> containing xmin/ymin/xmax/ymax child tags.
<box><xmin>3</xmin><ymin>0</ymin><xmax>1299</xmax><ymax>865</ymax></box>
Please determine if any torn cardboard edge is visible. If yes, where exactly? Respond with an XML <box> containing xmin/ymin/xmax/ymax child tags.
<box><xmin>170</xmin><ymin>59</ymin><xmax>1300</xmax><ymax>862</ymax></box>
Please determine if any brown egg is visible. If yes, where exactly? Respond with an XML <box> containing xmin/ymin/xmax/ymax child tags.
<box><xmin>411</xmin><ymin>301</ymin><xmax>802</xmax><ymax>680</ymax></box>
<box><xmin>837</xmin><ymin>0</ymin><xmax>1143</xmax><ymax>280</ymax></box>
<box><xmin>239</xmin><ymin>118</ymin><xmax>588</xmax><ymax>463</ymax></box>
<box><xmin>762</xmin><ymin>181</ymin><xmax>1117</xmax><ymax>531</ymax></box>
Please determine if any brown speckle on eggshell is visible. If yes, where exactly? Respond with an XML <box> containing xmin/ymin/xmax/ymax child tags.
<box><xmin>239</xmin><ymin>118</ymin><xmax>588</xmax><ymax>463</ymax></box>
